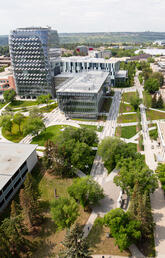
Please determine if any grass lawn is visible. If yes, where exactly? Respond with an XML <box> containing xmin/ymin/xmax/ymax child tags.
<box><xmin>40</xmin><ymin>103</ymin><xmax>58</xmax><ymax>113</ymax></box>
<box><xmin>149</xmin><ymin>128</ymin><xmax>158</xmax><ymax>140</ymax></box>
<box><xmin>146</xmin><ymin>110</ymin><xmax>165</xmax><ymax>121</ymax></box>
<box><xmin>87</xmin><ymin>222</ymin><xmax>131</xmax><ymax>256</ymax></box>
<box><xmin>0</xmin><ymin>102</ymin><xmax>6</xmax><ymax>109</ymax></box>
<box><xmin>80</xmin><ymin>124</ymin><xmax>104</xmax><ymax>132</ymax></box>
<box><xmin>2</xmin><ymin>117</ymin><xmax>28</xmax><ymax>143</ymax></box>
<box><xmin>143</xmin><ymin>91</ymin><xmax>152</xmax><ymax>108</ymax></box>
<box><xmin>121</xmin><ymin>125</ymin><xmax>137</xmax><ymax>139</ymax></box>
<box><xmin>31</xmin><ymin>125</ymin><xmax>75</xmax><ymax>146</ymax></box>
<box><xmin>119</xmin><ymin>102</ymin><xmax>134</xmax><ymax>113</ymax></box>
<box><xmin>32</xmin><ymin>164</ymin><xmax>91</xmax><ymax>257</ymax></box>
<box><xmin>8</xmin><ymin>100</ymin><xmax>38</xmax><ymax>108</ymax></box>
<box><xmin>117</xmin><ymin>113</ymin><xmax>138</xmax><ymax>123</ymax></box>
<box><xmin>122</xmin><ymin>92</ymin><xmax>136</xmax><ymax>103</ymax></box>
<box><xmin>100</xmin><ymin>98</ymin><xmax>112</xmax><ymax>113</ymax></box>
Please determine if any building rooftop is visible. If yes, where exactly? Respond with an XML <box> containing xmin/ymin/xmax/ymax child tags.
<box><xmin>0</xmin><ymin>143</ymin><xmax>37</xmax><ymax>190</ymax></box>
<box><xmin>61</xmin><ymin>56</ymin><xmax>119</xmax><ymax>64</ymax></box>
<box><xmin>158</xmin><ymin>121</ymin><xmax>165</xmax><ymax>147</ymax></box>
<box><xmin>57</xmin><ymin>71</ymin><xmax>109</xmax><ymax>94</ymax></box>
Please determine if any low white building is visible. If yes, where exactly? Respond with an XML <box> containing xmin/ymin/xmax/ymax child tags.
<box><xmin>0</xmin><ymin>143</ymin><xmax>38</xmax><ymax>212</ymax></box>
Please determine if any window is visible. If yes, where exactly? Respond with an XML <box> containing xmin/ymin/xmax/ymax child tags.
<box><xmin>0</xmin><ymin>199</ymin><xmax>4</xmax><ymax>207</ymax></box>
<box><xmin>5</xmin><ymin>188</ymin><xmax>13</xmax><ymax>200</ymax></box>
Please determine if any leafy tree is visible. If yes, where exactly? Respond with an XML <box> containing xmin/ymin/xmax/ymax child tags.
<box><xmin>3</xmin><ymin>89</ymin><xmax>16</xmax><ymax>103</ymax></box>
<box><xmin>157</xmin><ymin>94</ymin><xmax>164</xmax><ymax>109</ymax></box>
<box><xmin>144</xmin><ymin>78</ymin><xmax>159</xmax><ymax>94</ymax></box>
<box><xmin>19</xmin><ymin>173</ymin><xmax>41</xmax><ymax>230</ymax></box>
<box><xmin>104</xmin><ymin>208</ymin><xmax>141</xmax><ymax>251</ymax></box>
<box><xmin>98</xmin><ymin>137</ymin><xmax>137</xmax><ymax>173</ymax></box>
<box><xmin>130</xmin><ymin>92</ymin><xmax>141</xmax><ymax>111</ymax></box>
<box><xmin>114</xmin><ymin>157</ymin><xmax>158</xmax><ymax>195</ymax></box>
<box><xmin>151</xmin><ymin>94</ymin><xmax>157</xmax><ymax>108</ymax></box>
<box><xmin>23</xmin><ymin>117</ymin><xmax>45</xmax><ymax>136</ymax></box>
<box><xmin>151</xmin><ymin>72</ymin><xmax>164</xmax><ymax>87</ymax></box>
<box><xmin>61</xmin><ymin>223</ymin><xmax>92</xmax><ymax>258</ymax></box>
<box><xmin>37</xmin><ymin>94</ymin><xmax>51</xmax><ymax>109</ymax></box>
<box><xmin>68</xmin><ymin>176</ymin><xmax>104</xmax><ymax>210</ymax></box>
<box><xmin>13</xmin><ymin>112</ymin><xmax>24</xmax><ymax>132</ymax></box>
<box><xmin>71</xmin><ymin>142</ymin><xmax>94</xmax><ymax>172</ymax></box>
<box><xmin>43</xmin><ymin>140</ymin><xmax>73</xmax><ymax>177</ymax></box>
<box><xmin>0</xmin><ymin>114</ymin><xmax>12</xmax><ymax>133</ymax></box>
<box><xmin>51</xmin><ymin>197</ymin><xmax>79</xmax><ymax>229</ymax></box>
<box><xmin>29</xmin><ymin>106</ymin><xmax>43</xmax><ymax>118</ymax></box>
<box><xmin>129</xmin><ymin>182</ymin><xmax>153</xmax><ymax>238</ymax></box>
<box><xmin>156</xmin><ymin>163</ymin><xmax>165</xmax><ymax>192</ymax></box>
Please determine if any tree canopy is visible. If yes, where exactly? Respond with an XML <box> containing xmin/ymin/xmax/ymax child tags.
<box><xmin>68</xmin><ymin>176</ymin><xmax>104</xmax><ymax>209</ymax></box>
<box><xmin>98</xmin><ymin>137</ymin><xmax>137</xmax><ymax>173</ymax></box>
<box><xmin>104</xmin><ymin>208</ymin><xmax>141</xmax><ymax>251</ymax></box>
<box><xmin>51</xmin><ymin>197</ymin><xmax>79</xmax><ymax>229</ymax></box>
<box><xmin>114</xmin><ymin>157</ymin><xmax>158</xmax><ymax>195</ymax></box>
<box><xmin>23</xmin><ymin>117</ymin><xmax>45</xmax><ymax>136</ymax></box>
<box><xmin>3</xmin><ymin>89</ymin><xmax>16</xmax><ymax>103</ymax></box>
<box><xmin>144</xmin><ymin>77</ymin><xmax>160</xmax><ymax>94</ymax></box>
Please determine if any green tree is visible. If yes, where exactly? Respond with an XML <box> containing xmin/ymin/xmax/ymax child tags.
<box><xmin>104</xmin><ymin>208</ymin><xmax>141</xmax><ymax>251</ymax></box>
<box><xmin>71</xmin><ymin>142</ymin><xmax>94</xmax><ymax>172</ymax></box>
<box><xmin>114</xmin><ymin>157</ymin><xmax>158</xmax><ymax>195</ymax></box>
<box><xmin>19</xmin><ymin>173</ymin><xmax>41</xmax><ymax>230</ymax></box>
<box><xmin>61</xmin><ymin>223</ymin><xmax>92</xmax><ymax>258</ymax></box>
<box><xmin>23</xmin><ymin>117</ymin><xmax>45</xmax><ymax>136</ymax></box>
<box><xmin>68</xmin><ymin>176</ymin><xmax>104</xmax><ymax>210</ymax></box>
<box><xmin>51</xmin><ymin>197</ymin><xmax>79</xmax><ymax>230</ymax></box>
<box><xmin>0</xmin><ymin>114</ymin><xmax>12</xmax><ymax>133</ymax></box>
<box><xmin>3</xmin><ymin>89</ymin><xmax>16</xmax><ymax>103</ymax></box>
<box><xmin>37</xmin><ymin>94</ymin><xmax>51</xmax><ymax>109</ymax></box>
<box><xmin>151</xmin><ymin>94</ymin><xmax>157</xmax><ymax>108</ymax></box>
<box><xmin>151</xmin><ymin>72</ymin><xmax>164</xmax><ymax>87</ymax></box>
<box><xmin>98</xmin><ymin>137</ymin><xmax>137</xmax><ymax>173</ymax></box>
<box><xmin>13</xmin><ymin>112</ymin><xmax>24</xmax><ymax>132</ymax></box>
<box><xmin>144</xmin><ymin>78</ymin><xmax>160</xmax><ymax>94</ymax></box>
<box><xmin>156</xmin><ymin>94</ymin><xmax>164</xmax><ymax>109</ymax></box>
<box><xmin>130</xmin><ymin>92</ymin><xmax>141</xmax><ymax>111</ymax></box>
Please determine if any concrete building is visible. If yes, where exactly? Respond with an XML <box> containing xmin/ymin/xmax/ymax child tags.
<box><xmin>57</xmin><ymin>71</ymin><xmax>109</xmax><ymax>119</ymax></box>
<box><xmin>9</xmin><ymin>27</ymin><xmax>60</xmax><ymax>98</ymax></box>
<box><xmin>76</xmin><ymin>45</ymin><xmax>93</xmax><ymax>55</ymax></box>
<box><xmin>60</xmin><ymin>56</ymin><xmax>120</xmax><ymax>86</ymax></box>
<box><xmin>0</xmin><ymin>143</ymin><xmax>38</xmax><ymax>212</ymax></box>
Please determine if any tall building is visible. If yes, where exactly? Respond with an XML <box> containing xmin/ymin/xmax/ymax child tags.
<box><xmin>9</xmin><ymin>27</ymin><xmax>60</xmax><ymax>98</ymax></box>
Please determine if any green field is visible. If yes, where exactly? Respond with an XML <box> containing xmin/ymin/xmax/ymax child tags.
<box><xmin>9</xmin><ymin>100</ymin><xmax>38</xmax><ymax>108</ymax></box>
<box><xmin>146</xmin><ymin>110</ymin><xmax>165</xmax><ymax>121</ymax></box>
<box><xmin>39</xmin><ymin>103</ymin><xmax>58</xmax><ymax>113</ymax></box>
<box><xmin>119</xmin><ymin>102</ymin><xmax>134</xmax><ymax>113</ymax></box>
<box><xmin>31</xmin><ymin>125</ymin><xmax>75</xmax><ymax>146</ymax></box>
<box><xmin>122</xmin><ymin>92</ymin><xmax>137</xmax><ymax>103</ymax></box>
<box><xmin>117</xmin><ymin>113</ymin><xmax>138</xmax><ymax>123</ymax></box>
<box><xmin>80</xmin><ymin>124</ymin><xmax>104</xmax><ymax>132</ymax></box>
<box><xmin>121</xmin><ymin>126</ymin><xmax>137</xmax><ymax>139</ymax></box>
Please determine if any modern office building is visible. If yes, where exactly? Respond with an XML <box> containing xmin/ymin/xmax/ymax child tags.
<box><xmin>9</xmin><ymin>27</ymin><xmax>60</xmax><ymax>98</ymax></box>
<box><xmin>0</xmin><ymin>143</ymin><xmax>38</xmax><ymax>212</ymax></box>
<box><xmin>60</xmin><ymin>56</ymin><xmax>120</xmax><ymax>86</ymax></box>
<box><xmin>56</xmin><ymin>71</ymin><xmax>109</xmax><ymax>119</ymax></box>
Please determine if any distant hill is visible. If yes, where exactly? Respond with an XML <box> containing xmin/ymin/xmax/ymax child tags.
<box><xmin>0</xmin><ymin>35</ymin><xmax>8</xmax><ymax>46</ymax></box>
<box><xmin>1</xmin><ymin>32</ymin><xmax>165</xmax><ymax>46</ymax></box>
<box><xmin>59</xmin><ymin>32</ymin><xmax>165</xmax><ymax>44</ymax></box>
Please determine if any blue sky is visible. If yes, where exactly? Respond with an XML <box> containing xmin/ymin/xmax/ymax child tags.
<box><xmin>0</xmin><ymin>0</ymin><xmax>165</xmax><ymax>34</ymax></box>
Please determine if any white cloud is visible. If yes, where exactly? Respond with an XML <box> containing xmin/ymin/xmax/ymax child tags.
<box><xmin>0</xmin><ymin>0</ymin><xmax>165</xmax><ymax>34</ymax></box>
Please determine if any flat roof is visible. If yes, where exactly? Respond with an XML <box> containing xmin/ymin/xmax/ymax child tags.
<box><xmin>0</xmin><ymin>143</ymin><xmax>37</xmax><ymax>190</ymax></box>
<box><xmin>57</xmin><ymin>71</ymin><xmax>109</xmax><ymax>94</ymax></box>
<box><xmin>61</xmin><ymin>56</ymin><xmax>119</xmax><ymax>64</ymax></box>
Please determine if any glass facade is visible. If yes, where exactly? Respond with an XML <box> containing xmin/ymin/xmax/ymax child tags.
<box><xmin>57</xmin><ymin>83</ymin><xmax>105</xmax><ymax>119</ymax></box>
<box><xmin>9</xmin><ymin>27</ymin><xmax>60</xmax><ymax>98</ymax></box>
